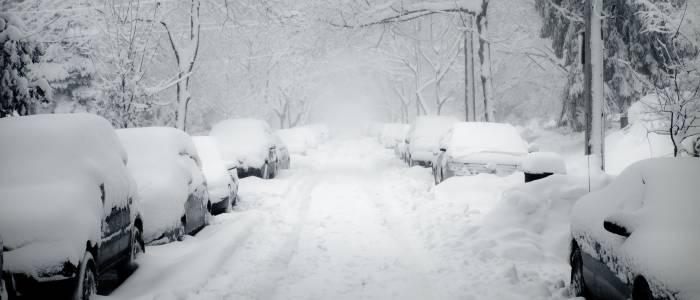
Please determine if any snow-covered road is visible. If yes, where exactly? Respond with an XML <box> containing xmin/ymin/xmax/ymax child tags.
<box><xmin>103</xmin><ymin>138</ymin><xmax>575</xmax><ymax>300</ymax></box>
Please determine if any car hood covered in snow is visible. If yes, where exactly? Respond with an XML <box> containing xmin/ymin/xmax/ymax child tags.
<box><xmin>571</xmin><ymin>158</ymin><xmax>700</xmax><ymax>299</ymax></box>
<box><xmin>117</xmin><ymin>127</ymin><xmax>204</xmax><ymax>243</ymax></box>
<box><xmin>210</xmin><ymin>119</ymin><xmax>274</xmax><ymax>170</ymax></box>
<box><xmin>0</xmin><ymin>114</ymin><xmax>136</xmax><ymax>277</ymax></box>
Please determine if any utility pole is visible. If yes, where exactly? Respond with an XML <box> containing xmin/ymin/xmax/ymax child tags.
<box><xmin>584</xmin><ymin>0</ymin><xmax>605</xmax><ymax>170</ymax></box>
<box><xmin>463</xmin><ymin>14</ymin><xmax>476</xmax><ymax>122</ymax></box>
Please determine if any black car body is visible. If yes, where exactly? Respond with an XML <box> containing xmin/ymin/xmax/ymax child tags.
<box><xmin>569</xmin><ymin>158</ymin><xmax>700</xmax><ymax>300</ymax></box>
<box><xmin>0</xmin><ymin>114</ymin><xmax>144</xmax><ymax>299</ymax></box>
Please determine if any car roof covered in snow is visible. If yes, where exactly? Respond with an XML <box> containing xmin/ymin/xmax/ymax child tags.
<box><xmin>210</xmin><ymin>118</ymin><xmax>274</xmax><ymax>169</ymax></box>
<box><xmin>0</xmin><ymin>113</ymin><xmax>136</xmax><ymax>276</ymax></box>
<box><xmin>571</xmin><ymin>158</ymin><xmax>700</xmax><ymax>299</ymax></box>
<box><xmin>408</xmin><ymin>116</ymin><xmax>458</xmax><ymax>150</ymax></box>
<box><xmin>444</xmin><ymin>122</ymin><xmax>528</xmax><ymax>156</ymax></box>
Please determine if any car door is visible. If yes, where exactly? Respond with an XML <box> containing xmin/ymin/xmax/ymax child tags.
<box><xmin>98</xmin><ymin>184</ymin><xmax>131</xmax><ymax>267</ymax></box>
<box><xmin>581</xmin><ymin>246</ymin><xmax>630</xmax><ymax>300</ymax></box>
<box><xmin>182</xmin><ymin>155</ymin><xmax>207</xmax><ymax>234</ymax></box>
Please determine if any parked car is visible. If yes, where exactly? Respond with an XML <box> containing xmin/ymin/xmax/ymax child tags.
<box><xmin>0</xmin><ymin>114</ymin><xmax>144</xmax><ymax>299</ymax></box>
<box><xmin>274</xmin><ymin>135</ymin><xmax>291</xmax><ymax>173</ymax></box>
<box><xmin>379</xmin><ymin>123</ymin><xmax>410</xmax><ymax>149</ymax></box>
<box><xmin>406</xmin><ymin>116</ymin><xmax>458</xmax><ymax>167</ymax></box>
<box><xmin>432</xmin><ymin>122</ymin><xmax>565</xmax><ymax>184</ymax></box>
<box><xmin>192</xmin><ymin>136</ymin><xmax>239</xmax><ymax>215</ymax></box>
<box><xmin>570</xmin><ymin>158</ymin><xmax>700</xmax><ymax>300</ymax></box>
<box><xmin>210</xmin><ymin>119</ymin><xmax>279</xmax><ymax>179</ymax></box>
<box><xmin>117</xmin><ymin>127</ymin><xmax>209</xmax><ymax>245</ymax></box>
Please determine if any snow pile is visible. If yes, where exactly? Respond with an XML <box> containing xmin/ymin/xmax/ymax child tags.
<box><xmin>379</xmin><ymin>123</ymin><xmax>409</xmax><ymax>148</ymax></box>
<box><xmin>446</xmin><ymin>122</ymin><xmax>529</xmax><ymax>158</ymax></box>
<box><xmin>210</xmin><ymin>119</ymin><xmax>274</xmax><ymax>170</ymax></box>
<box><xmin>0</xmin><ymin>114</ymin><xmax>136</xmax><ymax>277</ymax></box>
<box><xmin>408</xmin><ymin>116</ymin><xmax>458</xmax><ymax>161</ymax></box>
<box><xmin>522</xmin><ymin>152</ymin><xmax>567</xmax><ymax>174</ymax></box>
<box><xmin>117</xmin><ymin>127</ymin><xmax>204</xmax><ymax>244</ymax></box>
<box><xmin>192</xmin><ymin>136</ymin><xmax>233</xmax><ymax>205</ymax></box>
<box><xmin>571</xmin><ymin>158</ymin><xmax>700</xmax><ymax>299</ymax></box>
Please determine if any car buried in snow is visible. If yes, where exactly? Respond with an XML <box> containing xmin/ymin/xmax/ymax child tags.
<box><xmin>379</xmin><ymin>123</ymin><xmax>410</xmax><ymax>149</ymax></box>
<box><xmin>569</xmin><ymin>158</ymin><xmax>700</xmax><ymax>300</ymax></box>
<box><xmin>0</xmin><ymin>114</ymin><xmax>144</xmax><ymax>299</ymax></box>
<box><xmin>117</xmin><ymin>127</ymin><xmax>209</xmax><ymax>245</ymax></box>
<box><xmin>406</xmin><ymin>116</ymin><xmax>458</xmax><ymax>167</ymax></box>
<box><xmin>210</xmin><ymin>119</ymin><xmax>281</xmax><ymax>179</ymax></box>
<box><xmin>274</xmin><ymin>134</ymin><xmax>291</xmax><ymax>174</ymax></box>
<box><xmin>192</xmin><ymin>136</ymin><xmax>239</xmax><ymax>215</ymax></box>
<box><xmin>432</xmin><ymin>122</ymin><xmax>565</xmax><ymax>184</ymax></box>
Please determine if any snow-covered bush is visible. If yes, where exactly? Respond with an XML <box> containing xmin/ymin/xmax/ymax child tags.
<box><xmin>0</xmin><ymin>13</ymin><xmax>50</xmax><ymax>117</ymax></box>
<box><xmin>0</xmin><ymin>113</ymin><xmax>136</xmax><ymax>277</ymax></box>
<box><xmin>571</xmin><ymin>158</ymin><xmax>700</xmax><ymax>299</ymax></box>
<box><xmin>210</xmin><ymin>119</ymin><xmax>275</xmax><ymax>170</ymax></box>
<box><xmin>117</xmin><ymin>127</ymin><xmax>207</xmax><ymax>244</ymax></box>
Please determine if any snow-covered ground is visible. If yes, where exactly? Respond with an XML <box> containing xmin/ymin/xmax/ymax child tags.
<box><xmin>100</xmin><ymin>136</ymin><xmax>595</xmax><ymax>300</ymax></box>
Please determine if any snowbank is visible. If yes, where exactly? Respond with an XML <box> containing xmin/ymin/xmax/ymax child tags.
<box><xmin>192</xmin><ymin>136</ymin><xmax>233</xmax><ymax>205</ymax></box>
<box><xmin>379</xmin><ymin>123</ymin><xmax>410</xmax><ymax>148</ymax></box>
<box><xmin>210</xmin><ymin>119</ymin><xmax>275</xmax><ymax>170</ymax></box>
<box><xmin>571</xmin><ymin>158</ymin><xmax>700</xmax><ymax>299</ymax></box>
<box><xmin>117</xmin><ymin>127</ymin><xmax>205</xmax><ymax>244</ymax></box>
<box><xmin>0</xmin><ymin>114</ymin><xmax>136</xmax><ymax>277</ymax></box>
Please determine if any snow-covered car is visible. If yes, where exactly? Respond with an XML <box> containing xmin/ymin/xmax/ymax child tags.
<box><xmin>379</xmin><ymin>123</ymin><xmax>410</xmax><ymax>149</ymax></box>
<box><xmin>210</xmin><ymin>119</ymin><xmax>279</xmax><ymax>179</ymax></box>
<box><xmin>432</xmin><ymin>122</ymin><xmax>565</xmax><ymax>184</ymax></box>
<box><xmin>570</xmin><ymin>158</ymin><xmax>700</xmax><ymax>300</ymax></box>
<box><xmin>406</xmin><ymin>116</ymin><xmax>458</xmax><ymax>167</ymax></box>
<box><xmin>278</xmin><ymin>128</ymin><xmax>311</xmax><ymax>155</ymax></box>
<box><xmin>192</xmin><ymin>136</ymin><xmax>238</xmax><ymax>215</ymax></box>
<box><xmin>0</xmin><ymin>114</ymin><xmax>144</xmax><ymax>299</ymax></box>
<box><xmin>274</xmin><ymin>135</ymin><xmax>291</xmax><ymax>173</ymax></box>
<box><xmin>117</xmin><ymin>127</ymin><xmax>209</xmax><ymax>245</ymax></box>
<box><xmin>395</xmin><ymin>138</ymin><xmax>409</xmax><ymax>162</ymax></box>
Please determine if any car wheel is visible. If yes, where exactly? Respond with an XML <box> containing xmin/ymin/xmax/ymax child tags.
<box><xmin>73</xmin><ymin>252</ymin><xmax>97</xmax><ymax>300</ymax></box>
<box><xmin>570</xmin><ymin>246</ymin><xmax>588</xmax><ymax>298</ymax></box>
<box><xmin>633</xmin><ymin>278</ymin><xmax>653</xmax><ymax>300</ymax></box>
<box><xmin>119</xmin><ymin>226</ymin><xmax>145</xmax><ymax>279</ymax></box>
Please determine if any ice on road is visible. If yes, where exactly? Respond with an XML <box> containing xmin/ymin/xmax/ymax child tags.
<box><xmin>105</xmin><ymin>138</ymin><xmax>573</xmax><ymax>300</ymax></box>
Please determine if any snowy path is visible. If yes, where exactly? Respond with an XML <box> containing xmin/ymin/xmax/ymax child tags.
<box><xmin>103</xmin><ymin>138</ymin><xmax>573</xmax><ymax>300</ymax></box>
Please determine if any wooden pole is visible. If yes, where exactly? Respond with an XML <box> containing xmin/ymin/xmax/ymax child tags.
<box><xmin>584</xmin><ymin>0</ymin><xmax>605</xmax><ymax>170</ymax></box>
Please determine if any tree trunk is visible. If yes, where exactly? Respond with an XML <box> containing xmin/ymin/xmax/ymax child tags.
<box><xmin>584</xmin><ymin>0</ymin><xmax>605</xmax><ymax>170</ymax></box>
<box><xmin>464</xmin><ymin>15</ymin><xmax>477</xmax><ymax>122</ymax></box>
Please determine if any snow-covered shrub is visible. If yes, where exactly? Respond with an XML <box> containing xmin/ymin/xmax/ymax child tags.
<box><xmin>0</xmin><ymin>13</ymin><xmax>50</xmax><ymax>117</ymax></box>
<box><xmin>0</xmin><ymin>113</ymin><xmax>136</xmax><ymax>277</ymax></box>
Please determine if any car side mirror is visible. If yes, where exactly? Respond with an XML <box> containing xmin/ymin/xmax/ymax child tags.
<box><xmin>439</xmin><ymin>148</ymin><xmax>447</xmax><ymax>152</ymax></box>
<box><xmin>603</xmin><ymin>220</ymin><xmax>631</xmax><ymax>237</ymax></box>
<box><xmin>405</xmin><ymin>139</ymin><xmax>410</xmax><ymax>144</ymax></box>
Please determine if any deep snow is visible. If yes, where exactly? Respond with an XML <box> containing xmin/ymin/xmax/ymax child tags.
<box><xmin>101</xmin><ymin>136</ymin><xmax>599</xmax><ymax>300</ymax></box>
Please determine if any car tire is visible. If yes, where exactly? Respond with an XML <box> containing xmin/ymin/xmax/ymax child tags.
<box><xmin>633</xmin><ymin>278</ymin><xmax>654</xmax><ymax>300</ymax></box>
<box><xmin>570</xmin><ymin>246</ymin><xmax>589</xmax><ymax>298</ymax></box>
<box><xmin>118</xmin><ymin>226</ymin><xmax>145</xmax><ymax>279</ymax></box>
<box><xmin>73</xmin><ymin>252</ymin><xmax>97</xmax><ymax>300</ymax></box>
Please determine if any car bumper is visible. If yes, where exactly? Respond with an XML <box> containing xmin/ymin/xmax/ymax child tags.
<box><xmin>2</xmin><ymin>268</ymin><xmax>77</xmax><ymax>298</ymax></box>
<box><xmin>210</xmin><ymin>196</ymin><xmax>231</xmax><ymax>215</ymax></box>
<box><xmin>446</xmin><ymin>162</ymin><xmax>519</xmax><ymax>177</ymax></box>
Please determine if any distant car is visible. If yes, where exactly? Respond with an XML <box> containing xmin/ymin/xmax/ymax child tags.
<box><xmin>570</xmin><ymin>158</ymin><xmax>700</xmax><ymax>300</ymax></box>
<box><xmin>274</xmin><ymin>135</ymin><xmax>291</xmax><ymax>173</ymax></box>
<box><xmin>379</xmin><ymin>123</ymin><xmax>410</xmax><ymax>149</ymax></box>
<box><xmin>406</xmin><ymin>116</ymin><xmax>458</xmax><ymax>167</ymax></box>
<box><xmin>118</xmin><ymin>127</ymin><xmax>209</xmax><ymax>245</ymax></box>
<box><xmin>192</xmin><ymin>136</ymin><xmax>238</xmax><ymax>215</ymax></box>
<box><xmin>210</xmin><ymin>119</ymin><xmax>279</xmax><ymax>179</ymax></box>
<box><xmin>432</xmin><ymin>122</ymin><xmax>564</xmax><ymax>184</ymax></box>
<box><xmin>0</xmin><ymin>114</ymin><xmax>144</xmax><ymax>299</ymax></box>
<box><xmin>395</xmin><ymin>138</ymin><xmax>409</xmax><ymax>162</ymax></box>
